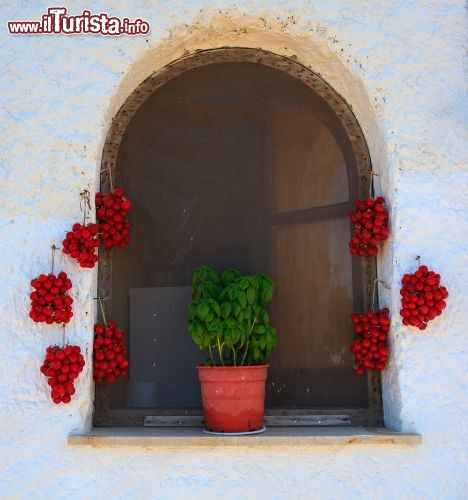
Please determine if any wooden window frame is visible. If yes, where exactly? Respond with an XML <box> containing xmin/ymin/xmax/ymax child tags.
<box><xmin>95</xmin><ymin>48</ymin><xmax>381</xmax><ymax>427</ymax></box>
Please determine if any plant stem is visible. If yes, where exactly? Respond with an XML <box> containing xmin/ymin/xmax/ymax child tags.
<box><xmin>208</xmin><ymin>345</ymin><xmax>215</xmax><ymax>366</ymax></box>
<box><xmin>240</xmin><ymin>316</ymin><xmax>257</xmax><ymax>365</ymax></box>
<box><xmin>217</xmin><ymin>336</ymin><xmax>224</xmax><ymax>366</ymax></box>
<box><xmin>240</xmin><ymin>340</ymin><xmax>249</xmax><ymax>366</ymax></box>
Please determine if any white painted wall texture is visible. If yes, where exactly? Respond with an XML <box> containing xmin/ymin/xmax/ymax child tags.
<box><xmin>1</xmin><ymin>1</ymin><xmax>467</xmax><ymax>498</ymax></box>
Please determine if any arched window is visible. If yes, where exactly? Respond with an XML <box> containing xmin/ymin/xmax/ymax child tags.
<box><xmin>95</xmin><ymin>49</ymin><xmax>379</xmax><ymax>426</ymax></box>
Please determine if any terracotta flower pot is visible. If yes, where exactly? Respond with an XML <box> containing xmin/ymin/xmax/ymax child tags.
<box><xmin>197</xmin><ymin>364</ymin><xmax>268</xmax><ymax>433</ymax></box>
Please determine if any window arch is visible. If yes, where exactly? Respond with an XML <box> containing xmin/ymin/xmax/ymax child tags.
<box><xmin>95</xmin><ymin>48</ymin><xmax>380</xmax><ymax>426</ymax></box>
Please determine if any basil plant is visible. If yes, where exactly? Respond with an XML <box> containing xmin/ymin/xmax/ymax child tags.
<box><xmin>188</xmin><ymin>265</ymin><xmax>277</xmax><ymax>366</ymax></box>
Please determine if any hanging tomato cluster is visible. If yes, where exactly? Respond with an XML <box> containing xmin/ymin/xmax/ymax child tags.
<box><xmin>40</xmin><ymin>345</ymin><xmax>85</xmax><ymax>404</ymax></box>
<box><xmin>62</xmin><ymin>222</ymin><xmax>100</xmax><ymax>268</ymax></box>
<box><xmin>350</xmin><ymin>308</ymin><xmax>390</xmax><ymax>375</ymax></box>
<box><xmin>400</xmin><ymin>264</ymin><xmax>449</xmax><ymax>330</ymax></box>
<box><xmin>95</xmin><ymin>188</ymin><xmax>131</xmax><ymax>249</ymax></box>
<box><xmin>349</xmin><ymin>196</ymin><xmax>389</xmax><ymax>256</ymax></box>
<box><xmin>93</xmin><ymin>321</ymin><xmax>129</xmax><ymax>384</ymax></box>
<box><xmin>29</xmin><ymin>271</ymin><xmax>73</xmax><ymax>324</ymax></box>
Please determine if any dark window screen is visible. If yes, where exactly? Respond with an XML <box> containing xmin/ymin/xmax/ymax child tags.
<box><xmin>98</xmin><ymin>61</ymin><xmax>374</xmax><ymax>424</ymax></box>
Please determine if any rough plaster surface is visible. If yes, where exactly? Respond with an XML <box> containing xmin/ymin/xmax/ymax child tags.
<box><xmin>0</xmin><ymin>1</ymin><xmax>467</xmax><ymax>498</ymax></box>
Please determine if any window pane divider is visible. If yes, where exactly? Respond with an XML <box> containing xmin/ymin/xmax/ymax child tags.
<box><xmin>272</xmin><ymin>201</ymin><xmax>351</xmax><ymax>227</ymax></box>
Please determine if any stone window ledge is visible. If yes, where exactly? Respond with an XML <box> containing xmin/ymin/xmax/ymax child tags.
<box><xmin>68</xmin><ymin>426</ymin><xmax>421</xmax><ymax>447</ymax></box>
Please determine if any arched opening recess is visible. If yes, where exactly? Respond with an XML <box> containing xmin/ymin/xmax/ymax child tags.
<box><xmin>96</xmin><ymin>48</ymin><xmax>380</xmax><ymax>426</ymax></box>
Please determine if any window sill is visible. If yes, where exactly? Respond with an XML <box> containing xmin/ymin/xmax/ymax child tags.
<box><xmin>68</xmin><ymin>426</ymin><xmax>421</xmax><ymax>447</ymax></box>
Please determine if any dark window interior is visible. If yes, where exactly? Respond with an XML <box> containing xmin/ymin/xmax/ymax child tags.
<box><xmin>96</xmin><ymin>59</ymin><xmax>378</xmax><ymax>426</ymax></box>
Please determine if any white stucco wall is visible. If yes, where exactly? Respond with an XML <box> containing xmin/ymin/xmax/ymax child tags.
<box><xmin>1</xmin><ymin>1</ymin><xmax>467</xmax><ymax>498</ymax></box>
